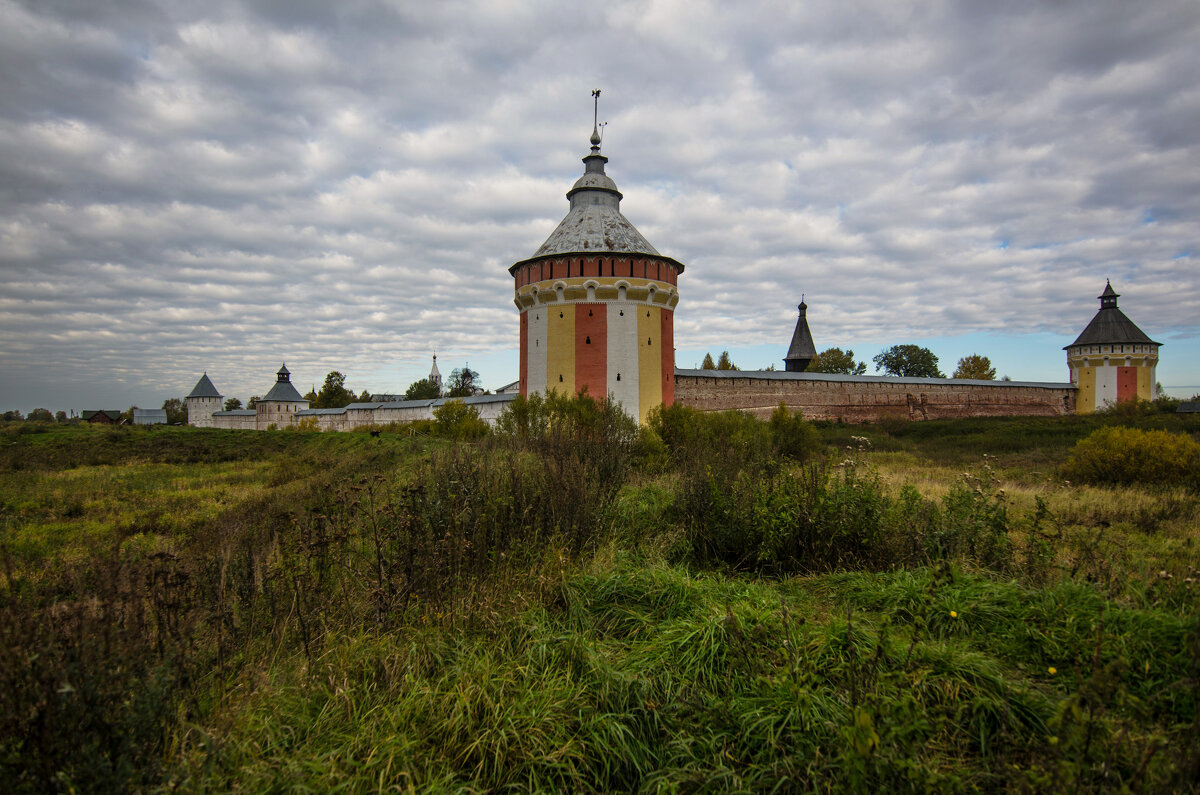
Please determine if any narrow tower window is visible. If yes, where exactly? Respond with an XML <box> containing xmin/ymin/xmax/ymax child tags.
<box><xmin>586</xmin><ymin>336</ymin><xmax>591</xmax><ymax>344</ymax></box>
<box><xmin>616</xmin><ymin>374</ymin><xmax>621</xmax><ymax>381</ymax></box>
<box><xmin>559</xmin><ymin>375</ymin><xmax>564</xmax><ymax>383</ymax></box>
<box><xmin>647</xmin><ymin>338</ymin><xmax>652</xmax><ymax>346</ymax></box>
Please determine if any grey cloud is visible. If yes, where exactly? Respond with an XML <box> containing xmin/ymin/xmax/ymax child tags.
<box><xmin>0</xmin><ymin>0</ymin><xmax>1197</xmax><ymax>412</ymax></box>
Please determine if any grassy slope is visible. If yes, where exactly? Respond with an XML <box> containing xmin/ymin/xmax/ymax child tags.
<box><xmin>2</xmin><ymin>418</ymin><xmax>1198</xmax><ymax>792</ymax></box>
<box><xmin>172</xmin><ymin>561</ymin><xmax>1196</xmax><ymax>792</ymax></box>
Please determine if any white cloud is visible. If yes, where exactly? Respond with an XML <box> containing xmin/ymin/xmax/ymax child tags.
<box><xmin>0</xmin><ymin>0</ymin><xmax>1197</xmax><ymax>412</ymax></box>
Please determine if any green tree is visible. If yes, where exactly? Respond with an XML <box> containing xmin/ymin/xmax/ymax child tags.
<box><xmin>953</xmin><ymin>354</ymin><xmax>996</xmax><ymax>380</ymax></box>
<box><xmin>807</xmin><ymin>347</ymin><xmax>867</xmax><ymax>375</ymax></box>
<box><xmin>873</xmin><ymin>345</ymin><xmax>943</xmax><ymax>378</ymax></box>
<box><xmin>224</xmin><ymin>397</ymin><xmax>243</xmax><ymax>411</ymax></box>
<box><xmin>405</xmin><ymin>377</ymin><xmax>441</xmax><ymax>400</ymax></box>
<box><xmin>27</xmin><ymin>407</ymin><xmax>53</xmax><ymax>422</ymax></box>
<box><xmin>2</xmin><ymin>410</ymin><xmax>24</xmax><ymax>422</ymax></box>
<box><xmin>314</xmin><ymin>371</ymin><xmax>355</xmax><ymax>408</ymax></box>
<box><xmin>248</xmin><ymin>395</ymin><xmax>262</xmax><ymax>408</ymax></box>
<box><xmin>715</xmin><ymin>351</ymin><xmax>739</xmax><ymax>371</ymax></box>
<box><xmin>162</xmin><ymin>397</ymin><xmax>186</xmax><ymax>424</ymax></box>
<box><xmin>446</xmin><ymin>366</ymin><xmax>480</xmax><ymax>398</ymax></box>
<box><xmin>357</xmin><ymin>389</ymin><xmax>372</xmax><ymax>403</ymax></box>
<box><xmin>701</xmin><ymin>352</ymin><xmax>716</xmax><ymax>369</ymax></box>
<box><xmin>301</xmin><ymin>390</ymin><xmax>316</xmax><ymax>403</ymax></box>
<box><xmin>55</xmin><ymin>410</ymin><xmax>68</xmax><ymax>423</ymax></box>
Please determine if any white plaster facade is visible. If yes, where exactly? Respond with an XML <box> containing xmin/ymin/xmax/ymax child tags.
<box><xmin>186</xmin><ymin>396</ymin><xmax>222</xmax><ymax>428</ymax></box>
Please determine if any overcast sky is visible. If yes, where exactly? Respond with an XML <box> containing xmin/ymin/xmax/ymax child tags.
<box><xmin>2</xmin><ymin>0</ymin><xmax>1198</xmax><ymax>412</ymax></box>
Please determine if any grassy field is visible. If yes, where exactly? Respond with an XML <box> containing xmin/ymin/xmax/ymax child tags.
<box><xmin>1</xmin><ymin>407</ymin><xmax>1198</xmax><ymax>793</ymax></box>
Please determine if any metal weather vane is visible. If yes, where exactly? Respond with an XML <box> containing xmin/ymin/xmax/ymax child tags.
<box><xmin>590</xmin><ymin>89</ymin><xmax>606</xmax><ymax>150</ymax></box>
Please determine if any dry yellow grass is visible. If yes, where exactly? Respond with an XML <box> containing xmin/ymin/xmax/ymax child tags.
<box><xmin>858</xmin><ymin>448</ymin><xmax>1200</xmax><ymax>587</ymax></box>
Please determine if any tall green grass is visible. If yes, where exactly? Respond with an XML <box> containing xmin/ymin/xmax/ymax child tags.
<box><xmin>1</xmin><ymin>406</ymin><xmax>1197</xmax><ymax>792</ymax></box>
<box><xmin>166</xmin><ymin>562</ymin><xmax>1198</xmax><ymax>791</ymax></box>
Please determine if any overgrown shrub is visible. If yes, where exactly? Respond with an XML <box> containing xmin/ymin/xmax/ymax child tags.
<box><xmin>768</xmin><ymin>403</ymin><xmax>822</xmax><ymax>462</ymax></box>
<box><xmin>678</xmin><ymin>462</ymin><xmax>902</xmax><ymax>573</ymax></box>
<box><xmin>493</xmin><ymin>391</ymin><xmax>638</xmax><ymax>544</ymax></box>
<box><xmin>649</xmin><ymin>403</ymin><xmax>774</xmax><ymax>478</ymax></box>
<box><xmin>1060</xmin><ymin>426</ymin><xmax>1200</xmax><ymax>487</ymax></box>
<box><xmin>0</xmin><ymin>550</ymin><xmax>201</xmax><ymax>793</ymax></box>
<box><xmin>433</xmin><ymin>399</ymin><xmax>489</xmax><ymax>440</ymax></box>
<box><xmin>649</xmin><ymin>403</ymin><xmax>826</xmax><ymax>483</ymax></box>
<box><xmin>934</xmin><ymin>465</ymin><xmax>1013</xmax><ymax>571</ymax></box>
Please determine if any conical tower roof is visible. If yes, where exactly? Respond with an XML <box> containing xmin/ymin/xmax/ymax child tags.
<box><xmin>1065</xmin><ymin>281</ymin><xmax>1160</xmax><ymax>349</ymax></box>
<box><xmin>784</xmin><ymin>300</ymin><xmax>817</xmax><ymax>371</ymax></box>
<box><xmin>186</xmin><ymin>372</ymin><xmax>222</xmax><ymax>398</ymax></box>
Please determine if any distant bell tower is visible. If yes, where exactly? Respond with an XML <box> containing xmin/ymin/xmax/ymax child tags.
<box><xmin>1064</xmin><ymin>281</ymin><xmax>1161</xmax><ymax>412</ymax></box>
<box><xmin>509</xmin><ymin>91</ymin><xmax>685</xmax><ymax>422</ymax></box>
<box><xmin>429</xmin><ymin>354</ymin><xmax>442</xmax><ymax>395</ymax></box>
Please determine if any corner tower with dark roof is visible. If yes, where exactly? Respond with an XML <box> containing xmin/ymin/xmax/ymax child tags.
<box><xmin>509</xmin><ymin>94</ymin><xmax>684</xmax><ymax>421</ymax></box>
<box><xmin>256</xmin><ymin>363</ymin><xmax>310</xmax><ymax>428</ymax></box>
<box><xmin>185</xmin><ymin>372</ymin><xmax>222</xmax><ymax>427</ymax></box>
<box><xmin>1065</xmin><ymin>281</ymin><xmax>1161</xmax><ymax>412</ymax></box>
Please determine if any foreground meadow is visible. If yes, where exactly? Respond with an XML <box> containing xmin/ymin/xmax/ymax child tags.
<box><xmin>1</xmin><ymin>403</ymin><xmax>1198</xmax><ymax>793</ymax></box>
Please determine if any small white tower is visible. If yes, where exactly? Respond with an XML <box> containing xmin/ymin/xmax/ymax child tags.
<box><xmin>185</xmin><ymin>373</ymin><xmax>222</xmax><ymax>428</ymax></box>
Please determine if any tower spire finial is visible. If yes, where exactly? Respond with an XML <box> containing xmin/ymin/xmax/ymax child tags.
<box><xmin>590</xmin><ymin>89</ymin><xmax>602</xmax><ymax>151</ymax></box>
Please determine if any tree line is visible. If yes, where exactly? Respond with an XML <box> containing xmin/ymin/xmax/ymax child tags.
<box><xmin>698</xmin><ymin>346</ymin><xmax>1001</xmax><ymax>380</ymax></box>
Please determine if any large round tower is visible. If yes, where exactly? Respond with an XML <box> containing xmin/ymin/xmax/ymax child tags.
<box><xmin>1065</xmin><ymin>281</ymin><xmax>1161</xmax><ymax>412</ymax></box>
<box><xmin>510</xmin><ymin>98</ymin><xmax>684</xmax><ymax>422</ymax></box>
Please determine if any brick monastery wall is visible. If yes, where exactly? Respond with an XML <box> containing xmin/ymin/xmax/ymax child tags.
<box><xmin>674</xmin><ymin>370</ymin><xmax>1076</xmax><ymax>422</ymax></box>
<box><xmin>197</xmin><ymin>374</ymin><xmax>1076</xmax><ymax>430</ymax></box>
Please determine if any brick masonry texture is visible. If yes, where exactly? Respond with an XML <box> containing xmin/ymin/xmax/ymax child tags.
<box><xmin>674</xmin><ymin>373</ymin><xmax>1076</xmax><ymax>422</ymax></box>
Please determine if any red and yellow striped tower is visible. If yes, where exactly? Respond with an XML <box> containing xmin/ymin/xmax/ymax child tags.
<box><xmin>1065</xmin><ymin>281</ymin><xmax>1161</xmax><ymax>413</ymax></box>
<box><xmin>510</xmin><ymin>96</ymin><xmax>684</xmax><ymax>422</ymax></box>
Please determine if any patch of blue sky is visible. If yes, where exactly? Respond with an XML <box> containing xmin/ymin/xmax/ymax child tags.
<box><xmin>680</xmin><ymin>328</ymin><xmax>1198</xmax><ymax>390</ymax></box>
